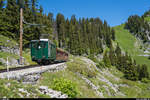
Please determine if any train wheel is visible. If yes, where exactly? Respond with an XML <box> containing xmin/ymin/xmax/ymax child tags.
<box><xmin>37</xmin><ymin>62</ymin><xmax>42</xmax><ymax>65</ymax></box>
<box><xmin>45</xmin><ymin>61</ymin><xmax>49</xmax><ymax>65</ymax></box>
<box><xmin>43</xmin><ymin>61</ymin><xmax>50</xmax><ymax>65</ymax></box>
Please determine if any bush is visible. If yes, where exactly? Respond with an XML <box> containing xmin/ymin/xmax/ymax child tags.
<box><xmin>51</xmin><ymin>78</ymin><xmax>78</xmax><ymax>98</ymax></box>
<box><xmin>148</xmin><ymin>56</ymin><xmax>150</xmax><ymax>60</ymax></box>
<box><xmin>88</xmin><ymin>55</ymin><xmax>99</xmax><ymax>63</ymax></box>
<box><xmin>0</xmin><ymin>61</ymin><xmax>3</xmax><ymax>65</ymax></box>
<box><xmin>96</xmin><ymin>61</ymin><xmax>105</xmax><ymax>69</ymax></box>
<box><xmin>141</xmin><ymin>78</ymin><xmax>150</xmax><ymax>83</ymax></box>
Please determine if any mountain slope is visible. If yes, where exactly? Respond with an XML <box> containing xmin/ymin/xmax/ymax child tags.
<box><xmin>38</xmin><ymin>55</ymin><xmax>150</xmax><ymax>98</ymax></box>
<box><xmin>114</xmin><ymin>24</ymin><xmax>150</xmax><ymax>73</ymax></box>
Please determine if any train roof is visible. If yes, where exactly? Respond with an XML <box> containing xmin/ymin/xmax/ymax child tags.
<box><xmin>57</xmin><ymin>48</ymin><xmax>68</xmax><ymax>54</ymax></box>
<box><xmin>40</xmin><ymin>39</ymin><xmax>49</xmax><ymax>41</ymax></box>
<box><xmin>31</xmin><ymin>39</ymin><xmax>53</xmax><ymax>43</ymax></box>
<box><xmin>31</xmin><ymin>39</ymin><xmax>55</xmax><ymax>46</ymax></box>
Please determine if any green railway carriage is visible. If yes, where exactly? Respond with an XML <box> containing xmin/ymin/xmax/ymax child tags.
<box><xmin>30</xmin><ymin>39</ymin><xmax>56</xmax><ymax>65</ymax></box>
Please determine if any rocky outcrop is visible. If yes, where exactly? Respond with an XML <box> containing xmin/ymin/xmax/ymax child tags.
<box><xmin>39</xmin><ymin>86</ymin><xmax>68</xmax><ymax>98</ymax></box>
<box><xmin>0</xmin><ymin>46</ymin><xmax>19</xmax><ymax>55</ymax></box>
<box><xmin>76</xmin><ymin>72</ymin><xmax>104</xmax><ymax>97</ymax></box>
<box><xmin>18</xmin><ymin>88</ymin><xmax>31</xmax><ymax>97</ymax></box>
<box><xmin>0</xmin><ymin>58</ymin><xmax>6</xmax><ymax>65</ymax></box>
<box><xmin>0</xmin><ymin>57</ymin><xmax>19</xmax><ymax>67</ymax></box>
<box><xmin>80</xmin><ymin>57</ymin><xmax>126</xmax><ymax>97</ymax></box>
<box><xmin>21</xmin><ymin>74</ymin><xmax>41</xmax><ymax>84</ymax></box>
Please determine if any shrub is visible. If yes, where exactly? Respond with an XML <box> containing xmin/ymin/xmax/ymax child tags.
<box><xmin>148</xmin><ymin>56</ymin><xmax>150</xmax><ymax>60</ymax></box>
<box><xmin>96</xmin><ymin>61</ymin><xmax>105</xmax><ymax>69</ymax></box>
<box><xmin>0</xmin><ymin>61</ymin><xmax>3</xmax><ymax>65</ymax></box>
<box><xmin>51</xmin><ymin>78</ymin><xmax>78</xmax><ymax>98</ymax></box>
<box><xmin>141</xmin><ymin>78</ymin><xmax>150</xmax><ymax>83</ymax></box>
<box><xmin>87</xmin><ymin>55</ymin><xmax>99</xmax><ymax>63</ymax></box>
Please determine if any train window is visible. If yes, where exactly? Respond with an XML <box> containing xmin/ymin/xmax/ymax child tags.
<box><xmin>32</xmin><ymin>42</ymin><xmax>37</xmax><ymax>48</ymax></box>
<box><xmin>41</xmin><ymin>42</ymin><xmax>46</xmax><ymax>48</ymax></box>
<box><xmin>43</xmin><ymin>42</ymin><xmax>46</xmax><ymax>48</ymax></box>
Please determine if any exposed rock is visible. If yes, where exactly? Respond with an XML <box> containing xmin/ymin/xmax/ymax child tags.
<box><xmin>0</xmin><ymin>57</ymin><xmax>19</xmax><ymax>67</ymax></box>
<box><xmin>18</xmin><ymin>88</ymin><xmax>30</xmax><ymax>97</ymax></box>
<box><xmin>95</xmin><ymin>54</ymin><xmax>103</xmax><ymax>61</ymax></box>
<box><xmin>8</xmin><ymin>57</ymin><xmax>18</xmax><ymax>66</ymax></box>
<box><xmin>0</xmin><ymin>58</ymin><xmax>6</xmax><ymax>65</ymax></box>
<box><xmin>102</xmin><ymin>85</ymin><xmax>111</xmax><ymax>96</ymax></box>
<box><xmin>138</xmin><ymin>54</ymin><xmax>149</xmax><ymax>57</ymax></box>
<box><xmin>0</xmin><ymin>46</ymin><xmax>19</xmax><ymax>55</ymax></box>
<box><xmin>119</xmin><ymin>84</ymin><xmax>129</xmax><ymax>88</ymax></box>
<box><xmin>98</xmin><ymin>75</ymin><xmax>118</xmax><ymax>93</ymax></box>
<box><xmin>76</xmin><ymin>72</ymin><xmax>104</xmax><ymax>97</ymax></box>
<box><xmin>6</xmin><ymin>83</ymin><xmax>11</xmax><ymax>87</ymax></box>
<box><xmin>21</xmin><ymin>74</ymin><xmax>41</xmax><ymax>84</ymax></box>
<box><xmin>39</xmin><ymin>86</ymin><xmax>68</xmax><ymax>98</ymax></box>
<box><xmin>144</xmin><ymin>50</ymin><xmax>150</xmax><ymax>53</ymax></box>
<box><xmin>79</xmin><ymin>57</ymin><xmax>127</xmax><ymax>97</ymax></box>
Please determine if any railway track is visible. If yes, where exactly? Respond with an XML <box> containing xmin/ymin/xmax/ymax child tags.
<box><xmin>0</xmin><ymin>62</ymin><xmax>67</xmax><ymax>79</ymax></box>
<box><xmin>0</xmin><ymin>65</ymin><xmax>39</xmax><ymax>73</ymax></box>
<box><xmin>0</xmin><ymin>61</ymin><xmax>66</xmax><ymax>73</ymax></box>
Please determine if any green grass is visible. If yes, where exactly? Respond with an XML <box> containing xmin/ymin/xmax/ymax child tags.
<box><xmin>0</xmin><ymin>35</ymin><xmax>18</xmax><ymax>48</ymax></box>
<box><xmin>0</xmin><ymin>78</ymin><xmax>50</xmax><ymax>98</ymax></box>
<box><xmin>114</xmin><ymin>24</ymin><xmax>150</xmax><ymax>73</ymax></box>
<box><xmin>144</xmin><ymin>17</ymin><xmax>150</xmax><ymax>22</ymax></box>
<box><xmin>0</xmin><ymin>52</ymin><xmax>19</xmax><ymax>59</ymax></box>
<box><xmin>38</xmin><ymin>70</ymin><xmax>99</xmax><ymax>98</ymax></box>
<box><xmin>38</xmin><ymin>56</ymin><xmax>100</xmax><ymax>98</ymax></box>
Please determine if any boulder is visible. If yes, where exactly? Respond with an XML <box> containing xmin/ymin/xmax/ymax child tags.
<box><xmin>0</xmin><ymin>58</ymin><xmax>6</xmax><ymax>65</ymax></box>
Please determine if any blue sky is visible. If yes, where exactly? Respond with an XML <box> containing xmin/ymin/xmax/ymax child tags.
<box><xmin>38</xmin><ymin>0</ymin><xmax>150</xmax><ymax>27</ymax></box>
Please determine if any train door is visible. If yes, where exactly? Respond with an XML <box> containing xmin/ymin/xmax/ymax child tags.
<box><xmin>31</xmin><ymin>41</ymin><xmax>38</xmax><ymax>60</ymax></box>
<box><xmin>37</xmin><ymin>41</ymin><xmax>43</xmax><ymax>59</ymax></box>
<box><xmin>50</xmin><ymin>43</ymin><xmax>56</xmax><ymax>60</ymax></box>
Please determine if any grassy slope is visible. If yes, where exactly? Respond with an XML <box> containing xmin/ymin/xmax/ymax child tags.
<box><xmin>38</xmin><ymin>56</ymin><xmax>99</xmax><ymax>98</ymax></box>
<box><xmin>114</xmin><ymin>24</ymin><xmax>150</xmax><ymax>73</ymax></box>
<box><xmin>0</xmin><ymin>55</ymin><xmax>150</xmax><ymax>98</ymax></box>
<box><xmin>144</xmin><ymin>16</ymin><xmax>150</xmax><ymax>22</ymax></box>
<box><xmin>38</xmin><ymin>55</ymin><xmax>150</xmax><ymax>98</ymax></box>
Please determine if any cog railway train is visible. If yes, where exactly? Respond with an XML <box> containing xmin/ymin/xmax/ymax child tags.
<box><xmin>30</xmin><ymin>39</ymin><xmax>68</xmax><ymax>65</ymax></box>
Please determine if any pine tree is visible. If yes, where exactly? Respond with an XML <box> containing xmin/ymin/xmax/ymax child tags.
<box><xmin>3</xmin><ymin>0</ymin><xmax>20</xmax><ymax>39</ymax></box>
<box><xmin>0</xmin><ymin>0</ymin><xmax>5</xmax><ymax>9</ymax></box>
<box><xmin>139</xmin><ymin>64</ymin><xmax>149</xmax><ymax>80</ymax></box>
<box><xmin>111</xmin><ymin>28</ymin><xmax>115</xmax><ymax>41</ymax></box>
<box><xmin>103</xmin><ymin>50</ymin><xmax>111</xmax><ymax>67</ymax></box>
<box><xmin>56</xmin><ymin>13</ymin><xmax>65</xmax><ymax>48</ymax></box>
<box><xmin>109</xmin><ymin>43</ymin><xmax>116</xmax><ymax>66</ymax></box>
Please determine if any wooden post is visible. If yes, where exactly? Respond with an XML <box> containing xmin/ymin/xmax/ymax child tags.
<box><xmin>7</xmin><ymin>57</ymin><xmax>9</xmax><ymax>80</ymax></box>
<box><xmin>20</xmin><ymin>8</ymin><xmax>23</xmax><ymax>65</ymax></box>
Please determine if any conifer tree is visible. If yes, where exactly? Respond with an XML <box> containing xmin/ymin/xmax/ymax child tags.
<box><xmin>139</xmin><ymin>64</ymin><xmax>149</xmax><ymax>80</ymax></box>
<box><xmin>0</xmin><ymin>0</ymin><xmax>5</xmax><ymax>9</ymax></box>
<box><xmin>103</xmin><ymin>50</ymin><xmax>111</xmax><ymax>67</ymax></box>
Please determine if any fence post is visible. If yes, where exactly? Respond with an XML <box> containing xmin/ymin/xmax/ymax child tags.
<box><xmin>6</xmin><ymin>57</ymin><xmax>9</xmax><ymax>80</ymax></box>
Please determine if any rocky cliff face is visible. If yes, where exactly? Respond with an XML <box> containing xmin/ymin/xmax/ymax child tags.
<box><xmin>0</xmin><ymin>35</ymin><xmax>30</xmax><ymax>67</ymax></box>
<box><xmin>0</xmin><ymin>46</ymin><xmax>19</xmax><ymax>55</ymax></box>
